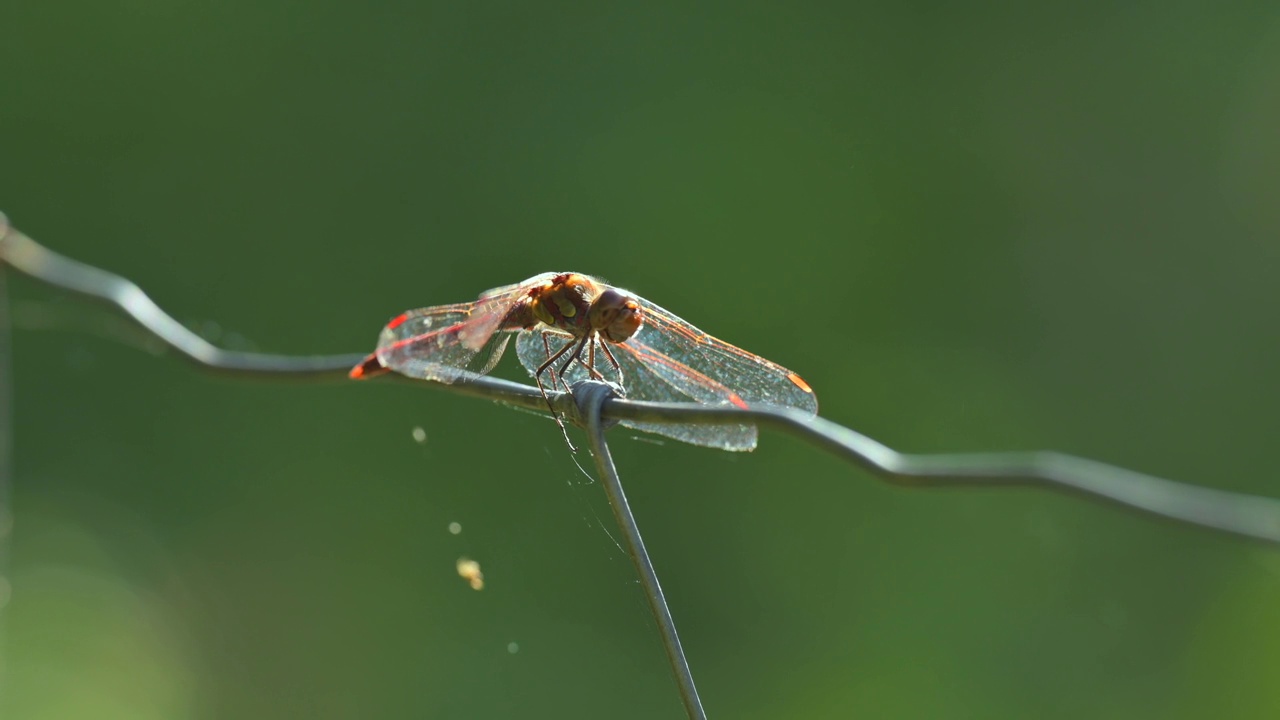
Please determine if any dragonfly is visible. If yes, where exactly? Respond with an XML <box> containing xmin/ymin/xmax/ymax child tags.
<box><xmin>350</xmin><ymin>272</ymin><xmax>817</xmax><ymax>451</ymax></box>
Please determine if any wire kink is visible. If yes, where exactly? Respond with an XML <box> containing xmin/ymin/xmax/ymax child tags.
<box><xmin>5</xmin><ymin>217</ymin><xmax>1280</xmax><ymax>720</ymax></box>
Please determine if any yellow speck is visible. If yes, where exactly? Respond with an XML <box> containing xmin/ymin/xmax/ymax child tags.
<box><xmin>457</xmin><ymin>557</ymin><xmax>484</xmax><ymax>590</ymax></box>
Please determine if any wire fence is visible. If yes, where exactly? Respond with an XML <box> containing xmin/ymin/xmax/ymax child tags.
<box><xmin>4</xmin><ymin>213</ymin><xmax>1280</xmax><ymax>718</ymax></box>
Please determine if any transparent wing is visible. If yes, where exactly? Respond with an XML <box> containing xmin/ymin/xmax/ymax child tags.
<box><xmin>460</xmin><ymin>272</ymin><xmax>558</xmax><ymax>351</ymax></box>
<box><xmin>512</xmin><ymin>329</ymin><xmax>757</xmax><ymax>449</ymax></box>
<box><xmin>512</xmin><ymin>287</ymin><xmax>819</xmax><ymax>451</ymax></box>
<box><xmin>374</xmin><ymin>303</ymin><xmax>506</xmax><ymax>382</ymax></box>
<box><xmin>371</xmin><ymin>274</ymin><xmax>559</xmax><ymax>383</ymax></box>
<box><xmin>478</xmin><ymin>272</ymin><xmax>559</xmax><ymax>302</ymax></box>
<box><xmin>630</xmin><ymin>295</ymin><xmax>818</xmax><ymax>416</ymax></box>
<box><xmin>610</xmin><ymin>338</ymin><xmax>759</xmax><ymax>450</ymax></box>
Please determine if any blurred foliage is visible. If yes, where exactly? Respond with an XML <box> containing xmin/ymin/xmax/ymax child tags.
<box><xmin>4</xmin><ymin>1</ymin><xmax>1280</xmax><ymax>718</ymax></box>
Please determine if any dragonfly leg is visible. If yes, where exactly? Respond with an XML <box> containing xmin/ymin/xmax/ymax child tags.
<box><xmin>584</xmin><ymin>339</ymin><xmax>605</xmax><ymax>381</ymax></box>
<box><xmin>541</xmin><ymin>334</ymin><xmax>575</xmax><ymax>392</ymax></box>
<box><xmin>540</xmin><ymin>334</ymin><xmax>562</xmax><ymax>392</ymax></box>
<box><xmin>572</xmin><ymin>335</ymin><xmax>604</xmax><ymax>381</ymax></box>
<box><xmin>599</xmin><ymin>341</ymin><xmax>624</xmax><ymax>389</ymax></box>
<box><xmin>535</xmin><ymin>337</ymin><xmax>582</xmax><ymax>452</ymax></box>
<box><xmin>556</xmin><ymin>334</ymin><xmax>593</xmax><ymax>382</ymax></box>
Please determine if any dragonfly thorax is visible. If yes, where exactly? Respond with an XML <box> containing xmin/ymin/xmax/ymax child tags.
<box><xmin>528</xmin><ymin>274</ymin><xmax>597</xmax><ymax>333</ymax></box>
<box><xmin>527</xmin><ymin>274</ymin><xmax>644</xmax><ymax>345</ymax></box>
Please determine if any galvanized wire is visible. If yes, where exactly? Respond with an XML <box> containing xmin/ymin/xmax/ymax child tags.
<box><xmin>574</xmin><ymin>380</ymin><xmax>707</xmax><ymax>720</ymax></box>
<box><xmin>7</xmin><ymin>214</ymin><xmax>1280</xmax><ymax>718</ymax></box>
<box><xmin>4</xmin><ymin>216</ymin><xmax>1279</xmax><ymax>545</ymax></box>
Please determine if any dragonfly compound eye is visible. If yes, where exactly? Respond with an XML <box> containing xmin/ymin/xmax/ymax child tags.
<box><xmin>591</xmin><ymin>289</ymin><xmax>643</xmax><ymax>343</ymax></box>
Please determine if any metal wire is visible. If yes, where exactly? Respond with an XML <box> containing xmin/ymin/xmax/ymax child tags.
<box><xmin>604</xmin><ymin>402</ymin><xmax>1280</xmax><ymax>543</ymax></box>
<box><xmin>574</xmin><ymin>380</ymin><xmax>707</xmax><ymax>720</ymax></box>
<box><xmin>4</xmin><ymin>216</ymin><xmax>1279</xmax><ymax>544</ymax></box>
<box><xmin>0</xmin><ymin>216</ymin><xmax>365</xmax><ymax>378</ymax></box>
<box><xmin>6</xmin><ymin>215</ymin><xmax>1280</xmax><ymax>717</ymax></box>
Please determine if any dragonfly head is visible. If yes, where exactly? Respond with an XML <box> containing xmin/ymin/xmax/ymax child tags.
<box><xmin>590</xmin><ymin>288</ymin><xmax>643</xmax><ymax>343</ymax></box>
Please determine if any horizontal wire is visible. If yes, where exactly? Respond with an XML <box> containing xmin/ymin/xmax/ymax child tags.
<box><xmin>603</xmin><ymin>402</ymin><xmax>1280</xmax><ymax>544</ymax></box>
<box><xmin>4</xmin><ymin>213</ymin><xmax>1280</xmax><ymax>545</ymax></box>
<box><xmin>0</xmin><ymin>215</ymin><xmax>364</xmax><ymax>379</ymax></box>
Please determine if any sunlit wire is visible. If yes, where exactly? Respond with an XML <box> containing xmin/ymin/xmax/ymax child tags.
<box><xmin>7</xmin><ymin>214</ymin><xmax>1280</xmax><ymax>720</ymax></box>
<box><xmin>3</xmin><ymin>216</ymin><xmax>1278</xmax><ymax>545</ymax></box>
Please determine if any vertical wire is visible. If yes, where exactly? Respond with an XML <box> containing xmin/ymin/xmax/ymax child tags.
<box><xmin>577</xmin><ymin>382</ymin><xmax>707</xmax><ymax>720</ymax></box>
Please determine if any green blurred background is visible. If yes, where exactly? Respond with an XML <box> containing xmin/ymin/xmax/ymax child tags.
<box><xmin>4</xmin><ymin>2</ymin><xmax>1280</xmax><ymax>718</ymax></box>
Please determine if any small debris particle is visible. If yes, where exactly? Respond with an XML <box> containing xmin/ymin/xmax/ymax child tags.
<box><xmin>456</xmin><ymin>557</ymin><xmax>484</xmax><ymax>590</ymax></box>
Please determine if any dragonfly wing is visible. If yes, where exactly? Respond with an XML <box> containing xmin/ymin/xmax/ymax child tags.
<box><xmin>609</xmin><ymin>339</ymin><xmax>758</xmax><ymax>450</ymax></box>
<box><xmin>371</xmin><ymin>278</ymin><xmax>546</xmax><ymax>382</ymax></box>
<box><xmin>461</xmin><ymin>272</ymin><xmax>559</xmax><ymax>351</ymax></box>
<box><xmin>376</xmin><ymin>303</ymin><xmax>512</xmax><ymax>383</ymax></box>
<box><xmin>630</xmin><ymin>296</ymin><xmax>818</xmax><ymax>415</ymax></box>
<box><xmin>513</xmin><ymin>329</ymin><xmax>758</xmax><ymax>451</ymax></box>
<box><xmin>478</xmin><ymin>272</ymin><xmax>559</xmax><ymax>301</ymax></box>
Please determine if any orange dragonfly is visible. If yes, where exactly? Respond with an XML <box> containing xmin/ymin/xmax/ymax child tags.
<box><xmin>350</xmin><ymin>273</ymin><xmax>817</xmax><ymax>450</ymax></box>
